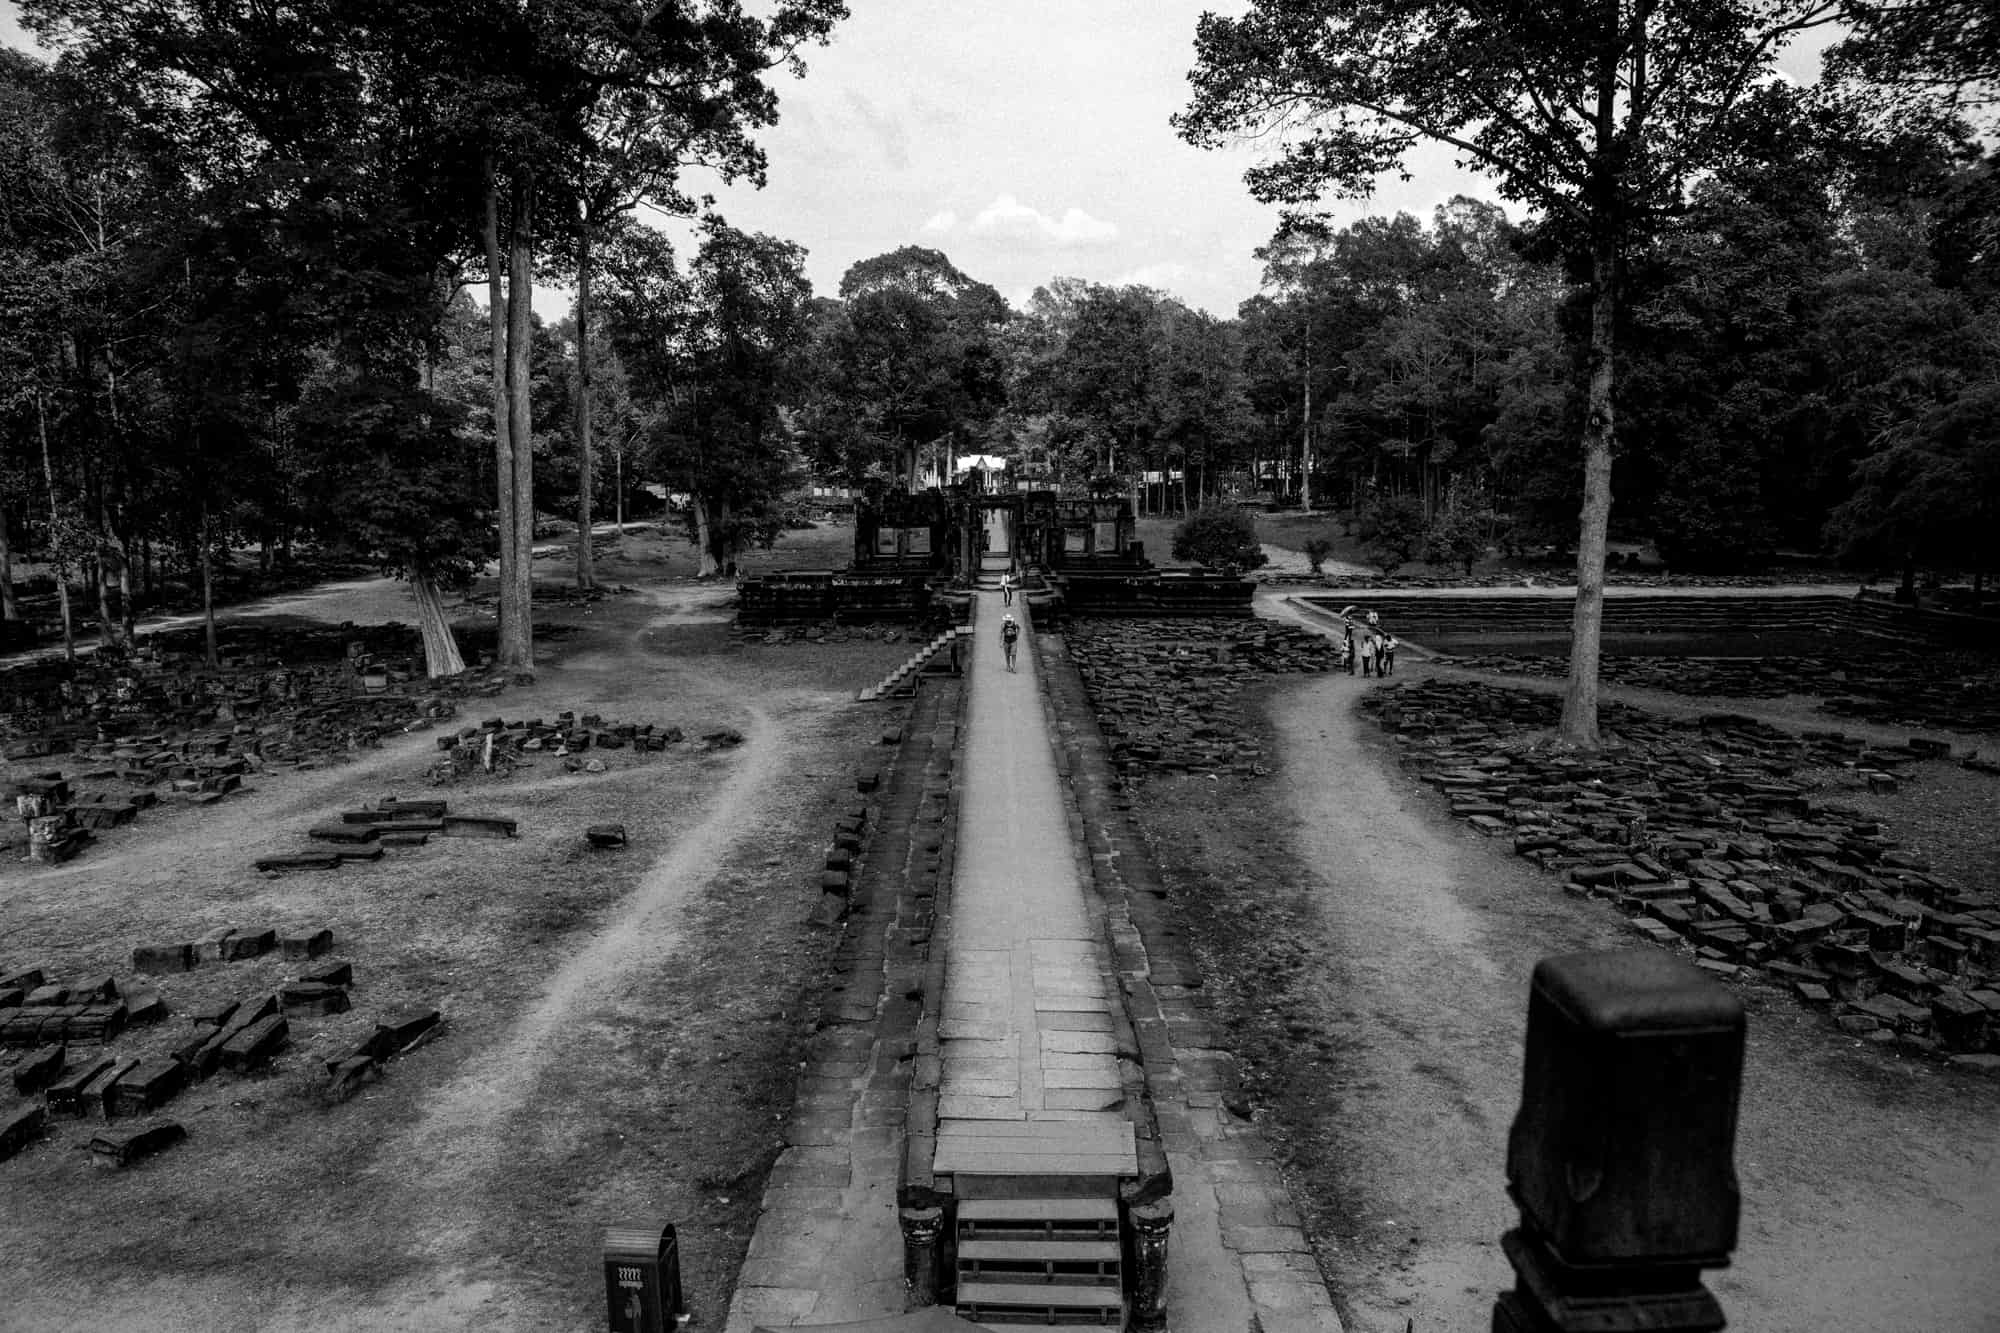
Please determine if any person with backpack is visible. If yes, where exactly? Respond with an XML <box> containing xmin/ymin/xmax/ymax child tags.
<box><xmin>1001</xmin><ymin>613</ymin><xmax>1021</xmax><ymax>671</ymax></box>
<box><xmin>1378</xmin><ymin>633</ymin><xmax>1398</xmax><ymax>675</ymax></box>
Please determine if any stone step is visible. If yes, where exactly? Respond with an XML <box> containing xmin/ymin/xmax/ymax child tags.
<box><xmin>955</xmin><ymin>1280</ymin><xmax>1124</xmax><ymax>1325</ymax></box>
<box><xmin>957</xmin><ymin>1195</ymin><xmax>1119</xmax><ymax>1243</ymax></box>
<box><xmin>958</xmin><ymin>1237</ymin><xmax>1122</xmax><ymax>1287</ymax></box>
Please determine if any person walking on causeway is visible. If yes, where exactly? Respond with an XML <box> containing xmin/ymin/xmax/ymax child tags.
<box><xmin>1001</xmin><ymin>613</ymin><xmax>1021</xmax><ymax>672</ymax></box>
<box><xmin>999</xmin><ymin>572</ymin><xmax>1014</xmax><ymax>606</ymax></box>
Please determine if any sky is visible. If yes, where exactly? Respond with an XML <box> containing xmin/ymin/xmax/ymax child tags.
<box><xmin>676</xmin><ymin>0</ymin><xmax>1485</xmax><ymax>315</ymax></box>
<box><xmin>2</xmin><ymin>0</ymin><xmax>1837</xmax><ymax>321</ymax></box>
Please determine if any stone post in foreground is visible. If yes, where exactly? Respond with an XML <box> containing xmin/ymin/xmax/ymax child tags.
<box><xmin>1495</xmin><ymin>948</ymin><xmax>1746</xmax><ymax>1333</ymax></box>
<box><xmin>899</xmin><ymin>1204</ymin><xmax>945</xmax><ymax>1307</ymax></box>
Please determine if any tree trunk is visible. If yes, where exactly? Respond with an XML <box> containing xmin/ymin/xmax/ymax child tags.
<box><xmin>409</xmin><ymin>567</ymin><xmax>467</xmax><ymax>677</ymax></box>
<box><xmin>92</xmin><ymin>557</ymin><xmax>116</xmax><ymax>649</ymax></box>
<box><xmin>507</xmin><ymin>167</ymin><xmax>536</xmax><ymax>675</ymax></box>
<box><xmin>199</xmin><ymin>499</ymin><xmax>218</xmax><ymax>669</ymax></box>
<box><xmin>117</xmin><ymin>544</ymin><xmax>135</xmax><ymax>642</ymax></box>
<box><xmin>574</xmin><ymin>214</ymin><xmax>596</xmax><ymax>590</ymax></box>
<box><xmin>615</xmin><ymin>446</ymin><xmax>625</xmax><ymax>535</ymax></box>
<box><xmin>37</xmin><ymin>391</ymin><xmax>75</xmax><ymax>663</ymax></box>
<box><xmin>1558</xmin><ymin>240</ymin><xmax>1618</xmax><ymax>749</ymax></box>
<box><xmin>0</xmin><ymin>502</ymin><xmax>15</xmax><ymax>621</ymax></box>
<box><xmin>719</xmin><ymin>496</ymin><xmax>738</xmax><ymax>577</ymax></box>
<box><xmin>1301</xmin><ymin>351</ymin><xmax>1313</xmax><ymax>512</ymax></box>
<box><xmin>693</xmin><ymin>495</ymin><xmax>719</xmax><ymax>578</ymax></box>
<box><xmin>483</xmin><ymin>155</ymin><xmax>521</xmax><ymax>668</ymax></box>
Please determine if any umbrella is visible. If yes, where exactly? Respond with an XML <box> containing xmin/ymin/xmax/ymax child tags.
<box><xmin>754</xmin><ymin>1308</ymin><xmax>988</xmax><ymax>1332</ymax></box>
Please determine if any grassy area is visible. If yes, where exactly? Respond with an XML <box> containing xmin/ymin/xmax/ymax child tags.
<box><xmin>0</xmin><ymin>555</ymin><xmax>914</xmax><ymax>1329</ymax></box>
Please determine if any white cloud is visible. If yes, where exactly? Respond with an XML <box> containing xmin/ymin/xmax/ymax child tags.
<box><xmin>922</xmin><ymin>209</ymin><xmax>958</xmax><ymax>234</ymax></box>
<box><xmin>1116</xmin><ymin>262</ymin><xmax>1197</xmax><ymax>291</ymax></box>
<box><xmin>971</xmin><ymin>193</ymin><xmax>1118</xmax><ymax>246</ymax></box>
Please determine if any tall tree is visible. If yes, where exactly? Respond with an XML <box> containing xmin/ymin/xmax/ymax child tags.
<box><xmin>1180</xmin><ymin>0</ymin><xmax>1843</xmax><ymax>746</ymax></box>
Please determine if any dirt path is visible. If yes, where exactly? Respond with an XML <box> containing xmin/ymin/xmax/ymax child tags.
<box><xmin>1266</xmin><ymin>673</ymin><xmax>2000</xmax><ymax>1333</ymax></box>
<box><xmin>0</xmin><ymin>559</ymin><xmax>905</xmax><ymax>1333</ymax></box>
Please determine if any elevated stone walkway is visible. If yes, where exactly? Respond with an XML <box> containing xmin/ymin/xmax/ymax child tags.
<box><xmin>728</xmin><ymin>591</ymin><xmax>1342</xmax><ymax>1331</ymax></box>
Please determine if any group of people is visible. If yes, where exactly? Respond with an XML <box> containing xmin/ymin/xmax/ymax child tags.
<box><xmin>1338</xmin><ymin>606</ymin><xmax>1398</xmax><ymax>678</ymax></box>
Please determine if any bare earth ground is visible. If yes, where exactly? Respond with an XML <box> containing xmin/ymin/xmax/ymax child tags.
<box><xmin>1131</xmin><ymin>654</ymin><xmax>2000</xmax><ymax>1333</ymax></box>
<box><xmin>0</xmin><ymin>523</ymin><xmax>913</xmax><ymax>1332</ymax></box>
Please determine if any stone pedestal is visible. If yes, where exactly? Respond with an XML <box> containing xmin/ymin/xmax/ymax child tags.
<box><xmin>1494</xmin><ymin>949</ymin><xmax>1744</xmax><ymax>1333</ymax></box>
<box><xmin>1129</xmin><ymin>1198</ymin><xmax>1174</xmax><ymax>1333</ymax></box>
<box><xmin>1493</xmin><ymin>1228</ymin><xmax>1725</xmax><ymax>1332</ymax></box>
<box><xmin>899</xmin><ymin>1204</ymin><xmax>944</xmax><ymax>1307</ymax></box>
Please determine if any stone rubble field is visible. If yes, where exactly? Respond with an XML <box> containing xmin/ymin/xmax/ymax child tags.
<box><xmin>1062</xmin><ymin>617</ymin><xmax>1342</xmax><ymax>778</ymax></box>
<box><xmin>1361</xmin><ymin>679</ymin><xmax>2000</xmax><ymax>1072</ymax></box>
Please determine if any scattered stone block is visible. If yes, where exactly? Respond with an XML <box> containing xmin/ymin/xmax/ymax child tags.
<box><xmin>280</xmin><ymin>929</ymin><xmax>334</xmax><ymax>960</ymax></box>
<box><xmin>280</xmin><ymin>983</ymin><xmax>350</xmax><ymax>1016</ymax></box>
<box><xmin>441</xmin><ymin>814</ymin><xmax>516</xmax><ymax>838</ymax></box>
<box><xmin>88</xmin><ymin>1058</ymin><xmax>141</xmax><ymax>1117</ymax></box>
<box><xmin>324</xmin><ymin>1054</ymin><xmax>379</xmax><ymax>1102</ymax></box>
<box><xmin>370</xmin><ymin>1007</ymin><xmax>442</xmax><ymax>1057</ymax></box>
<box><xmin>807</xmin><ymin>892</ymin><xmax>849</xmax><ymax>928</ymax></box>
<box><xmin>105</xmin><ymin>1058</ymin><xmax>188</xmax><ymax>1117</ymax></box>
<box><xmin>301</xmin><ymin>961</ymin><xmax>353</xmax><ymax>988</ymax></box>
<box><xmin>1949</xmin><ymin>1053</ymin><xmax>2000</xmax><ymax>1077</ymax></box>
<box><xmin>12</xmin><ymin>1044</ymin><xmax>66</xmax><ymax>1096</ymax></box>
<box><xmin>0</xmin><ymin>1104</ymin><xmax>48</xmax><ymax>1162</ymax></box>
<box><xmin>307</xmin><ymin>822</ymin><xmax>379</xmax><ymax>844</ymax></box>
<box><xmin>219</xmin><ymin>1015</ymin><xmax>289</xmax><ymax>1073</ymax></box>
<box><xmin>89</xmin><ymin>1121</ymin><xmax>186</xmax><ymax>1168</ymax></box>
<box><xmin>255</xmin><ymin>852</ymin><xmax>343</xmax><ymax>872</ymax></box>
<box><xmin>1931</xmin><ymin>991</ymin><xmax>1990</xmax><ymax>1053</ymax></box>
<box><xmin>45</xmin><ymin>1056</ymin><xmax>117</xmax><ymax>1117</ymax></box>
<box><xmin>0</xmin><ymin>988</ymin><xmax>19</xmax><ymax>1010</ymax></box>
<box><xmin>191</xmin><ymin>998</ymin><xmax>242</xmax><ymax>1031</ymax></box>
<box><xmin>197</xmin><ymin>927</ymin><xmax>237</xmax><ymax>962</ymax></box>
<box><xmin>223</xmin><ymin>929</ymin><xmax>276</xmax><ymax>962</ymax></box>
<box><xmin>132</xmin><ymin>943</ymin><xmax>198</xmax><ymax>974</ymax></box>
<box><xmin>24</xmin><ymin>985</ymin><xmax>68</xmax><ymax>1007</ymax></box>
<box><xmin>856</xmin><ymin>770</ymin><xmax>881</xmax><ymax>793</ymax></box>
<box><xmin>380</xmin><ymin>797</ymin><xmax>448</xmax><ymax>819</ymax></box>
<box><xmin>64</xmin><ymin>1003</ymin><xmax>128</xmax><ymax>1044</ymax></box>
<box><xmin>585</xmin><ymin>824</ymin><xmax>627</xmax><ymax>848</ymax></box>
<box><xmin>0</xmin><ymin>968</ymin><xmax>47</xmax><ymax>992</ymax></box>
<box><xmin>122</xmin><ymin>987</ymin><xmax>167</xmax><ymax>1026</ymax></box>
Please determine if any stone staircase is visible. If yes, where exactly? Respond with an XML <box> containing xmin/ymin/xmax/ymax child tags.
<box><xmin>857</xmin><ymin>625</ymin><xmax>974</xmax><ymax>702</ymax></box>
<box><xmin>976</xmin><ymin>552</ymin><xmax>1013</xmax><ymax>590</ymax></box>
<box><xmin>953</xmin><ymin>1197</ymin><xmax>1126</xmax><ymax>1327</ymax></box>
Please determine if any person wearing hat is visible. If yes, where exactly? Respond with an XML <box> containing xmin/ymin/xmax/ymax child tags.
<box><xmin>1000</xmin><ymin>612</ymin><xmax>1021</xmax><ymax>671</ymax></box>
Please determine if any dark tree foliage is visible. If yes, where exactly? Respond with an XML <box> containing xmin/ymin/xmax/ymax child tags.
<box><xmin>1358</xmin><ymin>493</ymin><xmax>1427</xmax><ymax>575</ymax></box>
<box><xmin>1171</xmin><ymin>502</ymin><xmax>1267</xmax><ymax>572</ymax></box>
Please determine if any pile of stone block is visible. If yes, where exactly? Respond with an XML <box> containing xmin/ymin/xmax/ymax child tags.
<box><xmin>425</xmin><ymin>710</ymin><xmax>684</xmax><ymax>782</ymax></box>
<box><xmin>0</xmin><ymin>625</ymin><xmax>519</xmax><ymax>863</ymax></box>
<box><xmin>808</xmin><ymin>803</ymin><xmax>871</xmax><ymax>928</ymax></box>
<box><xmin>1441</xmin><ymin>650</ymin><xmax>2000</xmax><ymax>734</ymax></box>
<box><xmin>259</xmin><ymin>800</ymin><xmax>515</xmax><ymax>871</ymax></box>
<box><xmin>1063</xmin><ymin>618</ymin><xmax>1339</xmax><ymax>778</ymax></box>
<box><xmin>1</xmin><ymin>929</ymin><xmax>448</xmax><ymax>1167</ymax></box>
<box><xmin>1361</xmin><ymin>680</ymin><xmax>2000</xmax><ymax>1072</ymax></box>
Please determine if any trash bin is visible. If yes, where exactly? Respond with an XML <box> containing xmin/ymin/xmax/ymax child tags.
<box><xmin>602</xmin><ymin>1222</ymin><xmax>688</xmax><ymax>1332</ymax></box>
